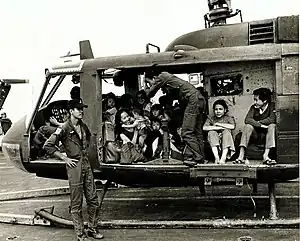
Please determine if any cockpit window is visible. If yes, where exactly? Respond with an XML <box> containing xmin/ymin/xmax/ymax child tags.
<box><xmin>210</xmin><ymin>73</ymin><xmax>243</xmax><ymax>96</ymax></box>
<box><xmin>40</xmin><ymin>75</ymin><xmax>75</xmax><ymax>105</ymax></box>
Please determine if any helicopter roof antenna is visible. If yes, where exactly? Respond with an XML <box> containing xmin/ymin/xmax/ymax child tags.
<box><xmin>204</xmin><ymin>0</ymin><xmax>243</xmax><ymax>28</ymax></box>
<box><xmin>60</xmin><ymin>51</ymin><xmax>80</xmax><ymax>63</ymax></box>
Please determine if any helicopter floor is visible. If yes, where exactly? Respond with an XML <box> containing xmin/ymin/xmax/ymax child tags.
<box><xmin>97</xmin><ymin>158</ymin><xmax>299</xmax><ymax>184</ymax></box>
<box><xmin>98</xmin><ymin>158</ymin><xmax>297</xmax><ymax>168</ymax></box>
<box><xmin>31</xmin><ymin>157</ymin><xmax>299</xmax><ymax>174</ymax></box>
<box><xmin>29</xmin><ymin>157</ymin><xmax>299</xmax><ymax>183</ymax></box>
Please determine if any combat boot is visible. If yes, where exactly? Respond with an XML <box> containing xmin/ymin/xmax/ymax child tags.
<box><xmin>86</xmin><ymin>228</ymin><xmax>104</xmax><ymax>239</ymax></box>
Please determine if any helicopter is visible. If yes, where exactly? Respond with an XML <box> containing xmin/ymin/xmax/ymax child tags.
<box><xmin>1</xmin><ymin>0</ymin><xmax>299</xmax><ymax>220</ymax></box>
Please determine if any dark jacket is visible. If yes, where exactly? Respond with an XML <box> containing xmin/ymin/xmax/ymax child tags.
<box><xmin>245</xmin><ymin>102</ymin><xmax>276</xmax><ymax>128</ymax></box>
<box><xmin>33</xmin><ymin>125</ymin><xmax>57</xmax><ymax>149</ymax></box>
<box><xmin>43</xmin><ymin>119</ymin><xmax>91</xmax><ymax>160</ymax></box>
<box><xmin>1</xmin><ymin>118</ymin><xmax>12</xmax><ymax>134</ymax></box>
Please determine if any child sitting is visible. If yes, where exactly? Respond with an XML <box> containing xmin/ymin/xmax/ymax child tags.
<box><xmin>103</xmin><ymin>92</ymin><xmax>117</xmax><ymax>126</ymax></box>
<box><xmin>144</xmin><ymin>118</ymin><xmax>163</xmax><ymax>160</ymax></box>
<box><xmin>203</xmin><ymin>99</ymin><xmax>235</xmax><ymax>164</ymax></box>
<box><xmin>122</xmin><ymin>106</ymin><xmax>150</xmax><ymax>133</ymax></box>
<box><xmin>121</xmin><ymin>106</ymin><xmax>150</xmax><ymax>151</ymax></box>
<box><xmin>150</xmin><ymin>104</ymin><xmax>170</xmax><ymax>122</ymax></box>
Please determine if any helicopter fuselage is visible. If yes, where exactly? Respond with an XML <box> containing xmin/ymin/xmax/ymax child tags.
<box><xmin>1</xmin><ymin>14</ymin><xmax>299</xmax><ymax>187</ymax></box>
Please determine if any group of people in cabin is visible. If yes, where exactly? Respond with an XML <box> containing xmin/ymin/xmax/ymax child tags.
<box><xmin>102</xmin><ymin>70</ymin><xmax>207</xmax><ymax>165</ymax></box>
<box><xmin>33</xmin><ymin>71</ymin><xmax>276</xmax><ymax>167</ymax></box>
<box><xmin>102</xmin><ymin>90</ymin><xmax>164</xmax><ymax>163</ymax></box>
<box><xmin>102</xmin><ymin>71</ymin><xmax>277</xmax><ymax>166</ymax></box>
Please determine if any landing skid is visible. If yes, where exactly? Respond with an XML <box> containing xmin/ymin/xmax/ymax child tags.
<box><xmin>8</xmin><ymin>208</ymin><xmax>299</xmax><ymax>229</ymax></box>
<box><xmin>0</xmin><ymin>182</ymin><xmax>297</xmax><ymax>228</ymax></box>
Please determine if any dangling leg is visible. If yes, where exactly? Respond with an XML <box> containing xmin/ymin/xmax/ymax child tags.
<box><xmin>220</xmin><ymin>129</ymin><xmax>235</xmax><ymax>164</ymax></box>
<box><xmin>219</xmin><ymin>148</ymin><xmax>229</xmax><ymax>164</ymax></box>
<box><xmin>263</xmin><ymin>124</ymin><xmax>276</xmax><ymax>165</ymax></box>
<box><xmin>207</xmin><ymin>130</ymin><xmax>220</xmax><ymax>164</ymax></box>
<box><xmin>235</xmin><ymin>124</ymin><xmax>255</xmax><ymax>163</ymax></box>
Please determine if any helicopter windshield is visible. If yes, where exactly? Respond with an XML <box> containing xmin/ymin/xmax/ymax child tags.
<box><xmin>41</xmin><ymin>75</ymin><xmax>76</xmax><ymax>106</ymax></box>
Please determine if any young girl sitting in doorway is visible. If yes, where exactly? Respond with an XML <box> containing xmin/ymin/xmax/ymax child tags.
<box><xmin>203</xmin><ymin>99</ymin><xmax>236</xmax><ymax>164</ymax></box>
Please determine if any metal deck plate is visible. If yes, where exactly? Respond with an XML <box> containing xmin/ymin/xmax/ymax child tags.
<box><xmin>190</xmin><ymin>164</ymin><xmax>257</xmax><ymax>179</ymax></box>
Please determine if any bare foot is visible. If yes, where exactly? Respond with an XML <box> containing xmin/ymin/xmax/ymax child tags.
<box><xmin>263</xmin><ymin>154</ymin><xmax>269</xmax><ymax>162</ymax></box>
<box><xmin>219</xmin><ymin>158</ymin><xmax>226</xmax><ymax>164</ymax></box>
<box><xmin>215</xmin><ymin>158</ymin><xmax>220</xmax><ymax>164</ymax></box>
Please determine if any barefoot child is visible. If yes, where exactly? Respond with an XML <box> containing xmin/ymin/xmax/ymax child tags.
<box><xmin>203</xmin><ymin>99</ymin><xmax>235</xmax><ymax>164</ymax></box>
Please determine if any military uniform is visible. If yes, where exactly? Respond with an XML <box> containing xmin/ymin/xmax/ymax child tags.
<box><xmin>33</xmin><ymin>125</ymin><xmax>57</xmax><ymax>149</ymax></box>
<box><xmin>147</xmin><ymin>72</ymin><xmax>206</xmax><ymax>163</ymax></box>
<box><xmin>44</xmin><ymin>119</ymin><xmax>99</xmax><ymax>237</ymax></box>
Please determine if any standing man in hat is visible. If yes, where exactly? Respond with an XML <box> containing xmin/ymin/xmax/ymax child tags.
<box><xmin>44</xmin><ymin>99</ymin><xmax>103</xmax><ymax>241</ymax></box>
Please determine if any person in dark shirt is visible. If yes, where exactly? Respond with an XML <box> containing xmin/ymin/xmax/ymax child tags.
<box><xmin>70</xmin><ymin>86</ymin><xmax>81</xmax><ymax>100</ymax></box>
<box><xmin>103</xmin><ymin>92</ymin><xmax>118</xmax><ymax>126</ymax></box>
<box><xmin>135</xmin><ymin>90</ymin><xmax>152</xmax><ymax>118</ymax></box>
<box><xmin>33</xmin><ymin>119</ymin><xmax>57</xmax><ymax>150</ymax></box>
<box><xmin>0</xmin><ymin>112</ymin><xmax>12</xmax><ymax>134</ymax></box>
<box><xmin>33</xmin><ymin>112</ymin><xmax>69</xmax><ymax>155</ymax></box>
<box><xmin>235</xmin><ymin>88</ymin><xmax>276</xmax><ymax>165</ymax></box>
<box><xmin>144</xmin><ymin>118</ymin><xmax>163</xmax><ymax>160</ymax></box>
<box><xmin>145</xmin><ymin>70</ymin><xmax>206</xmax><ymax>166</ymax></box>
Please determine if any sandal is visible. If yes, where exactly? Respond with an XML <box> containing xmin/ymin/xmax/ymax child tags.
<box><xmin>263</xmin><ymin>159</ymin><xmax>277</xmax><ymax>165</ymax></box>
<box><xmin>233</xmin><ymin>159</ymin><xmax>245</xmax><ymax>164</ymax></box>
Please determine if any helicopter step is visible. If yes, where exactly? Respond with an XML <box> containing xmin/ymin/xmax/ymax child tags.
<box><xmin>190</xmin><ymin>164</ymin><xmax>257</xmax><ymax>186</ymax></box>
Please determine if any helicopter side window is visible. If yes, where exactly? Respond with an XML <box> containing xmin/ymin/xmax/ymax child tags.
<box><xmin>210</xmin><ymin>73</ymin><xmax>243</xmax><ymax>96</ymax></box>
<box><xmin>50</xmin><ymin>105</ymin><xmax>69</xmax><ymax>123</ymax></box>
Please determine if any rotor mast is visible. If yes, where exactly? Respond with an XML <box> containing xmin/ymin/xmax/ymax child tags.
<box><xmin>204</xmin><ymin>0</ymin><xmax>242</xmax><ymax>28</ymax></box>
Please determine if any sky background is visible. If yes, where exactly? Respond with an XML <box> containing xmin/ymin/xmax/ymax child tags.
<box><xmin>0</xmin><ymin>0</ymin><xmax>299</xmax><ymax>122</ymax></box>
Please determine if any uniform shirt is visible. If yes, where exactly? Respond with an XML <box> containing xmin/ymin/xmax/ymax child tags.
<box><xmin>245</xmin><ymin>102</ymin><xmax>276</xmax><ymax>128</ymax></box>
<box><xmin>146</xmin><ymin>72</ymin><xmax>203</xmax><ymax>101</ymax></box>
<box><xmin>33</xmin><ymin>125</ymin><xmax>57</xmax><ymax>149</ymax></box>
<box><xmin>43</xmin><ymin>119</ymin><xmax>91</xmax><ymax>160</ymax></box>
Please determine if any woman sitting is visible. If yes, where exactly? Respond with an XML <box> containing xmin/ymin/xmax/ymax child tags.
<box><xmin>115</xmin><ymin>109</ymin><xmax>146</xmax><ymax>164</ymax></box>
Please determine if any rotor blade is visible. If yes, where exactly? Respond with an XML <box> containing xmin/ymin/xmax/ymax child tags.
<box><xmin>60</xmin><ymin>53</ymin><xmax>80</xmax><ymax>58</ymax></box>
<box><xmin>0</xmin><ymin>79</ymin><xmax>29</xmax><ymax>84</ymax></box>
